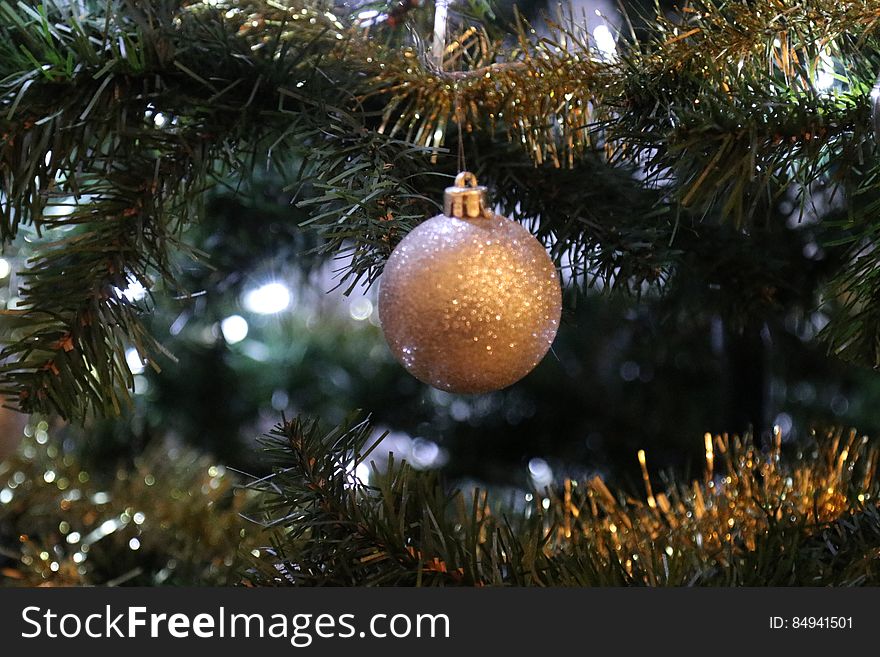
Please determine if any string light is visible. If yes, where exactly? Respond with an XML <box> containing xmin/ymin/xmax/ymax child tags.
<box><xmin>118</xmin><ymin>280</ymin><xmax>147</xmax><ymax>303</ymax></box>
<box><xmin>220</xmin><ymin>314</ymin><xmax>249</xmax><ymax>343</ymax></box>
<box><xmin>1</xmin><ymin>427</ymin><xmax>254</xmax><ymax>585</ymax></box>
<box><xmin>125</xmin><ymin>348</ymin><xmax>145</xmax><ymax>375</ymax></box>
<box><xmin>242</xmin><ymin>282</ymin><xmax>292</xmax><ymax>315</ymax></box>
<box><xmin>528</xmin><ymin>457</ymin><xmax>553</xmax><ymax>488</ymax></box>
<box><xmin>348</xmin><ymin>297</ymin><xmax>373</xmax><ymax>321</ymax></box>
<box><xmin>592</xmin><ymin>24</ymin><xmax>617</xmax><ymax>62</ymax></box>
<box><xmin>813</xmin><ymin>50</ymin><xmax>836</xmax><ymax>91</ymax></box>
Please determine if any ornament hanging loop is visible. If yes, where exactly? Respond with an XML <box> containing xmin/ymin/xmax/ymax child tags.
<box><xmin>454</xmin><ymin>171</ymin><xmax>477</xmax><ymax>187</ymax></box>
<box><xmin>444</xmin><ymin>171</ymin><xmax>490</xmax><ymax>219</ymax></box>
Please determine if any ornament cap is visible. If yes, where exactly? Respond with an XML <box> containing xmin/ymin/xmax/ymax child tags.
<box><xmin>444</xmin><ymin>171</ymin><xmax>490</xmax><ymax>219</ymax></box>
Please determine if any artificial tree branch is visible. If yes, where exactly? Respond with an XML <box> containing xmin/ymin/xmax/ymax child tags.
<box><xmin>247</xmin><ymin>414</ymin><xmax>880</xmax><ymax>586</ymax></box>
<box><xmin>3</xmin><ymin>0</ymin><xmax>880</xmax><ymax>419</ymax></box>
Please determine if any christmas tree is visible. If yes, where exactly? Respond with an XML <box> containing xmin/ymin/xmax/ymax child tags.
<box><xmin>2</xmin><ymin>0</ymin><xmax>880</xmax><ymax>586</ymax></box>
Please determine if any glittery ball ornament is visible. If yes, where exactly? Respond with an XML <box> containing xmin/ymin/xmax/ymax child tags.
<box><xmin>378</xmin><ymin>172</ymin><xmax>561</xmax><ymax>393</ymax></box>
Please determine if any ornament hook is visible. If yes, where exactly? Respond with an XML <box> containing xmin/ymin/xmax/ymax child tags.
<box><xmin>444</xmin><ymin>171</ymin><xmax>489</xmax><ymax>219</ymax></box>
<box><xmin>454</xmin><ymin>171</ymin><xmax>478</xmax><ymax>188</ymax></box>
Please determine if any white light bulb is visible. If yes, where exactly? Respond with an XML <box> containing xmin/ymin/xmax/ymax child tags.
<box><xmin>118</xmin><ymin>280</ymin><xmax>147</xmax><ymax>302</ymax></box>
<box><xmin>125</xmin><ymin>348</ymin><xmax>145</xmax><ymax>375</ymax></box>
<box><xmin>349</xmin><ymin>297</ymin><xmax>373</xmax><ymax>321</ymax></box>
<box><xmin>592</xmin><ymin>24</ymin><xmax>617</xmax><ymax>62</ymax></box>
<box><xmin>220</xmin><ymin>315</ymin><xmax>249</xmax><ymax>344</ymax></box>
<box><xmin>528</xmin><ymin>457</ymin><xmax>554</xmax><ymax>488</ymax></box>
<box><xmin>814</xmin><ymin>51</ymin><xmax>835</xmax><ymax>91</ymax></box>
<box><xmin>355</xmin><ymin>462</ymin><xmax>371</xmax><ymax>485</ymax></box>
<box><xmin>243</xmin><ymin>282</ymin><xmax>292</xmax><ymax>315</ymax></box>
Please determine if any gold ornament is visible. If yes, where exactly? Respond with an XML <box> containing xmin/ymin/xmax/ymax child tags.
<box><xmin>378</xmin><ymin>172</ymin><xmax>562</xmax><ymax>393</ymax></box>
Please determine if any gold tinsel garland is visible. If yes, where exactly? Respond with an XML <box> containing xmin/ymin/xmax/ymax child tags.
<box><xmin>2</xmin><ymin>418</ymin><xmax>879</xmax><ymax>586</ymax></box>
<box><xmin>179</xmin><ymin>0</ymin><xmax>880</xmax><ymax>168</ymax></box>
<box><xmin>547</xmin><ymin>427</ymin><xmax>877</xmax><ymax>581</ymax></box>
<box><xmin>248</xmin><ymin>418</ymin><xmax>880</xmax><ymax>586</ymax></box>
<box><xmin>0</xmin><ymin>420</ymin><xmax>256</xmax><ymax>586</ymax></box>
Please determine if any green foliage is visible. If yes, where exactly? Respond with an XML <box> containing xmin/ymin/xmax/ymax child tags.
<box><xmin>3</xmin><ymin>0</ymin><xmax>880</xmax><ymax>422</ymax></box>
<box><xmin>245</xmin><ymin>414</ymin><xmax>880</xmax><ymax>586</ymax></box>
<box><xmin>0</xmin><ymin>1</ymin><xmax>436</xmax><ymax>417</ymax></box>
<box><xmin>3</xmin><ymin>411</ymin><xmax>879</xmax><ymax>587</ymax></box>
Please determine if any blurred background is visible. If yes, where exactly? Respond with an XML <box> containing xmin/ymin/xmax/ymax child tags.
<box><xmin>2</xmin><ymin>0</ymin><xmax>880</xmax><ymax>497</ymax></box>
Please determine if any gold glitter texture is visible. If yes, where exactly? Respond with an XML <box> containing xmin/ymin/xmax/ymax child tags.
<box><xmin>378</xmin><ymin>207</ymin><xmax>561</xmax><ymax>394</ymax></box>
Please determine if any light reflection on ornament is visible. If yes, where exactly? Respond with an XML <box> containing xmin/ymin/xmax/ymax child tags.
<box><xmin>134</xmin><ymin>375</ymin><xmax>149</xmax><ymax>395</ymax></box>
<box><xmin>355</xmin><ymin>9</ymin><xmax>385</xmax><ymax>27</ymax></box>
<box><xmin>355</xmin><ymin>461</ymin><xmax>371</xmax><ymax>485</ymax></box>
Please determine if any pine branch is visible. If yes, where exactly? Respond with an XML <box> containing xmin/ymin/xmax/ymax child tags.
<box><xmin>3</xmin><ymin>0</ymin><xmax>880</xmax><ymax>417</ymax></box>
<box><xmin>0</xmin><ymin>1</ymin><xmax>402</xmax><ymax>416</ymax></box>
<box><xmin>367</xmin><ymin>0</ymin><xmax>880</xmax><ymax>221</ymax></box>
<box><xmin>246</xmin><ymin>414</ymin><xmax>880</xmax><ymax>586</ymax></box>
<box><xmin>3</xmin><ymin>411</ymin><xmax>880</xmax><ymax>586</ymax></box>
<box><xmin>244</xmin><ymin>414</ymin><xmax>485</xmax><ymax>586</ymax></box>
